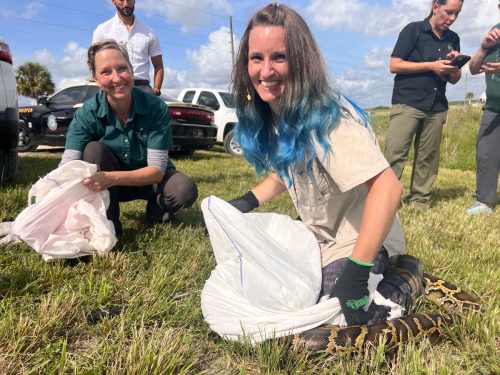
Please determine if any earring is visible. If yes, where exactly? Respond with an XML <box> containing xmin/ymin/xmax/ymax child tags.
<box><xmin>247</xmin><ymin>91</ymin><xmax>252</xmax><ymax>102</ymax></box>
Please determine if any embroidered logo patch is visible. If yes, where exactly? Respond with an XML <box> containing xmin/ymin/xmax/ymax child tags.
<box><xmin>47</xmin><ymin>114</ymin><xmax>58</xmax><ymax>131</ymax></box>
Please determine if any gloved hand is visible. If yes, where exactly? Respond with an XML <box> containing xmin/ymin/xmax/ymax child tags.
<box><xmin>228</xmin><ymin>191</ymin><xmax>259</xmax><ymax>213</ymax></box>
<box><xmin>330</xmin><ymin>257</ymin><xmax>375</xmax><ymax>326</ymax></box>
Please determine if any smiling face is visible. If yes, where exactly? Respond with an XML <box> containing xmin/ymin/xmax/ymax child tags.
<box><xmin>247</xmin><ymin>25</ymin><xmax>289</xmax><ymax>115</ymax></box>
<box><xmin>93</xmin><ymin>48</ymin><xmax>133</xmax><ymax>104</ymax></box>
<box><xmin>431</xmin><ymin>0</ymin><xmax>463</xmax><ymax>33</ymax></box>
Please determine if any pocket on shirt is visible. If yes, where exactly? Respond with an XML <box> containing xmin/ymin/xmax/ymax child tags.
<box><xmin>135</xmin><ymin>129</ymin><xmax>149</xmax><ymax>144</ymax></box>
<box><xmin>292</xmin><ymin>160</ymin><xmax>335</xmax><ymax>207</ymax></box>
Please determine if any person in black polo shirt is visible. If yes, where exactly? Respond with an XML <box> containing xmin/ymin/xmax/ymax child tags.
<box><xmin>384</xmin><ymin>0</ymin><xmax>464</xmax><ymax>210</ymax></box>
<box><xmin>60</xmin><ymin>40</ymin><xmax>198</xmax><ymax>237</ymax></box>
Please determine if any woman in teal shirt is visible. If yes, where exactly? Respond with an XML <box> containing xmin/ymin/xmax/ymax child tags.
<box><xmin>61</xmin><ymin>39</ymin><xmax>197</xmax><ymax>236</ymax></box>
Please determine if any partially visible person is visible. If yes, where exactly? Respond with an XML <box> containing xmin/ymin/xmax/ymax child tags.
<box><xmin>227</xmin><ymin>3</ymin><xmax>423</xmax><ymax>327</ymax></box>
<box><xmin>466</xmin><ymin>15</ymin><xmax>500</xmax><ymax>215</ymax></box>
<box><xmin>384</xmin><ymin>0</ymin><xmax>464</xmax><ymax>210</ymax></box>
<box><xmin>93</xmin><ymin>0</ymin><xmax>164</xmax><ymax>96</ymax></box>
<box><xmin>60</xmin><ymin>40</ymin><xmax>197</xmax><ymax>236</ymax></box>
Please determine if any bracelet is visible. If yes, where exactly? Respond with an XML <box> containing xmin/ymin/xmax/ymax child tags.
<box><xmin>348</xmin><ymin>256</ymin><xmax>374</xmax><ymax>267</ymax></box>
<box><xmin>480</xmin><ymin>43</ymin><xmax>490</xmax><ymax>51</ymax></box>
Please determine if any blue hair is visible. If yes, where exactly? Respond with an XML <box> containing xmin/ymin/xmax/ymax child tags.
<box><xmin>235</xmin><ymin>93</ymin><xmax>369</xmax><ymax>186</ymax></box>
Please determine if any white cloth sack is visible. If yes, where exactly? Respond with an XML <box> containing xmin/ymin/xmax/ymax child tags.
<box><xmin>201</xmin><ymin>195</ymin><xmax>404</xmax><ymax>343</ymax></box>
<box><xmin>9</xmin><ymin>160</ymin><xmax>117</xmax><ymax>261</ymax></box>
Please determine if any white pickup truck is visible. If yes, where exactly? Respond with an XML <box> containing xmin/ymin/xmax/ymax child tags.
<box><xmin>177</xmin><ymin>88</ymin><xmax>242</xmax><ymax>156</ymax></box>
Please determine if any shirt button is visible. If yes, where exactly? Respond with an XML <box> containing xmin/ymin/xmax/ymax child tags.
<box><xmin>438</xmin><ymin>57</ymin><xmax>442</xmax><ymax>60</ymax></box>
<box><xmin>438</xmin><ymin>48</ymin><xmax>441</xmax><ymax>51</ymax></box>
<box><xmin>124</xmin><ymin>153</ymin><xmax>128</xmax><ymax>158</ymax></box>
<box><xmin>434</xmin><ymin>88</ymin><xmax>437</xmax><ymax>91</ymax></box>
<box><xmin>125</xmin><ymin>139</ymin><xmax>129</xmax><ymax>143</ymax></box>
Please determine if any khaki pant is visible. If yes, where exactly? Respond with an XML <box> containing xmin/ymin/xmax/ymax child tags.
<box><xmin>384</xmin><ymin>104</ymin><xmax>447</xmax><ymax>204</ymax></box>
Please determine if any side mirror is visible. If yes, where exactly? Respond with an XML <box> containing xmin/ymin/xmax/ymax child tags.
<box><xmin>37</xmin><ymin>96</ymin><xmax>48</xmax><ymax>105</ymax></box>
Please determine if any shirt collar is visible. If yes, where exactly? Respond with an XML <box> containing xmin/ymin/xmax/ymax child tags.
<box><xmin>113</xmin><ymin>13</ymin><xmax>135</xmax><ymax>28</ymax></box>
<box><xmin>421</xmin><ymin>16</ymin><xmax>452</xmax><ymax>38</ymax></box>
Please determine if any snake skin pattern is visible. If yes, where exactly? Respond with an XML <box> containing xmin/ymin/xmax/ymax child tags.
<box><xmin>292</xmin><ymin>273</ymin><xmax>480</xmax><ymax>352</ymax></box>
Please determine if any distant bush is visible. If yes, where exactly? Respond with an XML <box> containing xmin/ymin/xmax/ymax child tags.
<box><xmin>369</xmin><ymin>105</ymin><xmax>481</xmax><ymax>171</ymax></box>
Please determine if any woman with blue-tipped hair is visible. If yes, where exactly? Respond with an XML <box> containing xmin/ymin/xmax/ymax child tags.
<box><xmin>227</xmin><ymin>3</ymin><xmax>423</xmax><ymax>326</ymax></box>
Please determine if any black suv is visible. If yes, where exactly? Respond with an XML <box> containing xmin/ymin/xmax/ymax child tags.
<box><xmin>0</xmin><ymin>36</ymin><xmax>19</xmax><ymax>183</ymax></box>
<box><xmin>18</xmin><ymin>82</ymin><xmax>217</xmax><ymax>155</ymax></box>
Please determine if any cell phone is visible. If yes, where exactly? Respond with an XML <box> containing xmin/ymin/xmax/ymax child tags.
<box><xmin>450</xmin><ymin>55</ymin><xmax>471</xmax><ymax>68</ymax></box>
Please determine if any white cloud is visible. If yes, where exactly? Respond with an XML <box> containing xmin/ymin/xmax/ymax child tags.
<box><xmin>0</xmin><ymin>2</ymin><xmax>43</xmax><ymax>20</ymax></box>
<box><xmin>25</xmin><ymin>2</ymin><xmax>43</xmax><ymax>19</ymax></box>
<box><xmin>306</xmin><ymin>0</ymin><xmax>499</xmax><ymax>43</ymax></box>
<box><xmin>15</xmin><ymin>42</ymin><xmax>90</xmax><ymax>92</ymax></box>
<box><xmin>138</xmin><ymin>0</ymin><xmax>232</xmax><ymax>32</ymax></box>
<box><xmin>163</xmin><ymin>26</ymin><xmax>237</xmax><ymax>95</ymax></box>
<box><xmin>363</xmin><ymin>47</ymin><xmax>392</xmax><ymax>69</ymax></box>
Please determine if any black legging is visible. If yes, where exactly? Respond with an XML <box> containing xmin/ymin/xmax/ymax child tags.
<box><xmin>82</xmin><ymin>141</ymin><xmax>198</xmax><ymax>235</ymax></box>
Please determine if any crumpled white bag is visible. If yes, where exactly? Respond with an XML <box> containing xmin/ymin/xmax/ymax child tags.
<box><xmin>7</xmin><ymin>160</ymin><xmax>117</xmax><ymax>261</ymax></box>
<box><xmin>200</xmin><ymin>196</ymin><xmax>404</xmax><ymax>343</ymax></box>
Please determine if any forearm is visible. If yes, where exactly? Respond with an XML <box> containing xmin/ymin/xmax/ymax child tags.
<box><xmin>151</xmin><ymin>55</ymin><xmax>164</xmax><ymax>92</ymax></box>
<box><xmin>390</xmin><ymin>58</ymin><xmax>435</xmax><ymax>74</ymax></box>
<box><xmin>447</xmin><ymin>69</ymin><xmax>462</xmax><ymax>84</ymax></box>
<box><xmin>106</xmin><ymin>166</ymin><xmax>164</xmax><ymax>186</ymax></box>
<box><xmin>153</xmin><ymin>67</ymin><xmax>164</xmax><ymax>91</ymax></box>
<box><xmin>84</xmin><ymin>165</ymin><xmax>164</xmax><ymax>192</ymax></box>
<box><xmin>251</xmin><ymin>172</ymin><xmax>287</xmax><ymax>205</ymax></box>
<box><xmin>351</xmin><ymin>168</ymin><xmax>403</xmax><ymax>263</ymax></box>
<box><xmin>469</xmin><ymin>47</ymin><xmax>488</xmax><ymax>75</ymax></box>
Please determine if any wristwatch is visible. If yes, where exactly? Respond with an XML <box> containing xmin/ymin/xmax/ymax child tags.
<box><xmin>153</xmin><ymin>88</ymin><xmax>161</xmax><ymax>96</ymax></box>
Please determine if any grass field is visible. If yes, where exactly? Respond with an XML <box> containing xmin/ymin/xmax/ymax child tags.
<box><xmin>0</xmin><ymin>105</ymin><xmax>498</xmax><ymax>374</ymax></box>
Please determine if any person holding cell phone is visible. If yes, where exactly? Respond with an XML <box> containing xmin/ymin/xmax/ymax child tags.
<box><xmin>384</xmin><ymin>0</ymin><xmax>464</xmax><ymax>210</ymax></box>
<box><xmin>465</xmin><ymin>13</ymin><xmax>500</xmax><ymax>215</ymax></box>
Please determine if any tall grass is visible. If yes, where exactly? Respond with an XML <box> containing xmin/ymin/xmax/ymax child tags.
<box><xmin>0</xmin><ymin>105</ymin><xmax>498</xmax><ymax>374</ymax></box>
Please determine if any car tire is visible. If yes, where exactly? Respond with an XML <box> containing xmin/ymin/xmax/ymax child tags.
<box><xmin>181</xmin><ymin>149</ymin><xmax>195</xmax><ymax>158</ymax></box>
<box><xmin>0</xmin><ymin>148</ymin><xmax>18</xmax><ymax>183</ymax></box>
<box><xmin>223</xmin><ymin>130</ymin><xmax>243</xmax><ymax>157</ymax></box>
<box><xmin>18</xmin><ymin>125</ymin><xmax>37</xmax><ymax>152</ymax></box>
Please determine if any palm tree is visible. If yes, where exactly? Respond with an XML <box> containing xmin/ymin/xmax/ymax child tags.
<box><xmin>465</xmin><ymin>92</ymin><xmax>474</xmax><ymax>105</ymax></box>
<box><xmin>15</xmin><ymin>62</ymin><xmax>55</xmax><ymax>100</ymax></box>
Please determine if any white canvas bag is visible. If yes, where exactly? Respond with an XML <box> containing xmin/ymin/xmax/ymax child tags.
<box><xmin>201</xmin><ymin>196</ymin><xmax>404</xmax><ymax>344</ymax></box>
<box><xmin>10</xmin><ymin>160</ymin><xmax>117</xmax><ymax>261</ymax></box>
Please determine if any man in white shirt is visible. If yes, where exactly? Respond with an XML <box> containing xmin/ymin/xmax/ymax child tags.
<box><xmin>92</xmin><ymin>0</ymin><xmax>164</xmax><ymax>96</ymax></box>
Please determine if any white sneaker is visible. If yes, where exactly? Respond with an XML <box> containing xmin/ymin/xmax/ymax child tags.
<box><xmin>466</xmin><ymin>201</ymin><xmax>493</xmax><ymax>215</ymax></box>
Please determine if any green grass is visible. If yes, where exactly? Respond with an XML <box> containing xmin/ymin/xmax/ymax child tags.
<box><xmin>0</xmin><ymin>106</ymin><xmax>499</xmax><ymax>373</ymax></box>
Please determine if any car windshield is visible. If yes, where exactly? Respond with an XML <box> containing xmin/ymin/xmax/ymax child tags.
<box><xmin>219</xmin><ymin>92</ymin><xmax>235</xmax><ymax>108</ymax></box>
<box><xmin>161</xmin><ymin>94</ymin><xmax>178</xmax><ymax>102</ymax></box>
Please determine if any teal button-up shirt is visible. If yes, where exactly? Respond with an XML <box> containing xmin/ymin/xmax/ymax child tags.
<box><xmin>65</xmin><ymin>87</ymin><xmax>173</xmax><ymax>171</ymax></box>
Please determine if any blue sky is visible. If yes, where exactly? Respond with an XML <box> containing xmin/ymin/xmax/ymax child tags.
<box><xmin>1</xmin><ymin>0</ymin><xmax>499</xmax><ymax>108</ymax></box>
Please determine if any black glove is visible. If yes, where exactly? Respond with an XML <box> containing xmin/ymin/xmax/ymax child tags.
<box><xmin>228</xmin><ymin>191</ymin><xmax>259</xmax><ymax>213</ymax></box>
<box><xmin>330</xmin><ymin>257</ymin><xmax>375</xmax><ymax>326</ymax></box>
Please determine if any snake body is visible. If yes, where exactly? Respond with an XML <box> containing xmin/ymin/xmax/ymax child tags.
<box><xmin>292</xmin><ymin>273</ymin><xmax>480</xmax><ymax>352</ymax></box>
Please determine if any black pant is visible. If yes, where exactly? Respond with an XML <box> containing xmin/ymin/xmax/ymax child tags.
<box><xmin>82</xmin><ymin>142</ymin><xmax>198</xmax><ymax>235</ymax></box>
